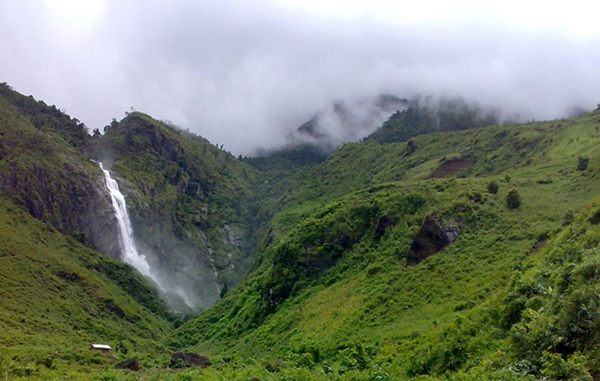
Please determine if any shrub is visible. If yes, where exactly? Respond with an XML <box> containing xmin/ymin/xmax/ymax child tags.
<box><xmin>577</xmin><ymin>157</ymin><xmax>589</xmax><ymax>171</ymax></box>
<box><xmin>220</xmin><ymin>283</ymin><xmax>229</xmax><ymax>299</ymax></box>
<box><xmin>0</xmin><ymin>352</ymin><xmax>5</xmax><ymax>376</ymax></box>
<box><xmin>40</xmin><ymin>357</ymin><xmax>56</xmax><ymax>369</ymax></box>
<box><xmin>563</xmin><ymin>210</ymin><xmax>574</xmax><ymax>226</ymax></box>
<box><xmin>540</xmin><ymin>352</ymin><xmax>592</xmax><ymax>381</ymax></box>
<box><xmin>487</xmin><ymin>181</ymin><xmax>499</xmax><ymax>194</ymax></box>
<box><xmin>261</xmin><ymin>357</ymin><xmax>283</xmax><ymax>372</ymax></box>
<box><xmin>507</xmin><ymin>188</ymin><xmax>521</xmax><ymax>209</ymax></box>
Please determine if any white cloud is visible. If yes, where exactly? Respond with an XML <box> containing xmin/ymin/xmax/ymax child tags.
<box><xmin>1</xmin><ymin>0</ymin><xmax>599</xmax><ymax>155</ymax></box>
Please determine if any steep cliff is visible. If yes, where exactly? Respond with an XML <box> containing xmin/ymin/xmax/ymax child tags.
<box><xmin>0</xmin><ymin>83</ymin><xmax>122</xmax><ymax>260</ymax></box>
<box><xmin>89</xmin><ymin>112</ymin><xmax>262</xmax><ymax>311</ymax></box>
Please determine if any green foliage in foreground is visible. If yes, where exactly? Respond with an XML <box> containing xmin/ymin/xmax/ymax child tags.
<box><xmin>497</xmin><ymin>201</ymin><xmax>600</xmax><ymax>378</ymax></box>
<box><xmin>0</xmin><ymin>352</ymin><xmax>406</xmax><ymax>381</ymax></box>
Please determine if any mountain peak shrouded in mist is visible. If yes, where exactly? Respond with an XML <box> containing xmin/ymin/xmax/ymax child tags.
<box><xmin>286</xmin><ymin>94</ymin><xmax>408</xmax><ymax>150</ymax></box>
<box><xmin>243</xmin><ymin>94</ymin><xmax>407</xmax><ymax>170</ymax></box>
<box><xmin>367</xmin><ymin>95</ymin><xmax>503</xmax><ymax>144</ymax></box>
<box><xmin>245</xmin><ymin>94</ymin><xmax>507</xmax><ymax>170</ymax></box>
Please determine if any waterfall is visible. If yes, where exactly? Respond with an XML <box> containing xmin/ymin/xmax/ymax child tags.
<box><xmin>98</xmin><ymin>162</ymin><xmax>203</xmax><ymax>312</ymax></box>
<box><xmin>99</xmin><ymin>162</ymin><xmax>152</xmax><ymax>277</ymax></box>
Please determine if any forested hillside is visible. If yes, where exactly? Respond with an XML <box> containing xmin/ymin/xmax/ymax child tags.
<box><xmin>0</xmin><ymin>83</ymin><xmax>270</xmax><ymax>313</ymax></box>
<box><xmin>2</xmin><ymin>82</ymin><xmax>600</xmax><ymax>380</ymax></box>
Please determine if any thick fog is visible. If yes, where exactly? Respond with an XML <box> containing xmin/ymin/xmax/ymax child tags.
<box><xmin>1</xmin><ymin>0</ymin><xmax>599</xmax><ymax>155</ymax></box>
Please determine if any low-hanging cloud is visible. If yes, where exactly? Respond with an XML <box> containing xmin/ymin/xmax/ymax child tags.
<box><xmin>1</xmin><ymin>0</ymin><xmax>599</xmax><ymax>155</ymax></box>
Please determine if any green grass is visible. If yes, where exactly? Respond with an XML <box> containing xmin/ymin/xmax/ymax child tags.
<box><xmin>0</xmin><ymin>198</ymin><xmax>173</xmax><ymax>355</ymax></box>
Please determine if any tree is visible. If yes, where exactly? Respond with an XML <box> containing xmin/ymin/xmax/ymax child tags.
<box><xmin>507</xmin><ymin>188</ymin><xmax>521</xmax><ymax>209</ymax></box>
<box><xmin>487</xmin><ymin>181</ymin><xmax>499</xmax><ymax>194</ymax></box>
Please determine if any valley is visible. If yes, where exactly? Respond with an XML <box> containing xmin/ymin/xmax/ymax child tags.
<box><xmin>2</xmin><ymin>82</ymin><xmax>600</xmax><ymax>380</ymax></box>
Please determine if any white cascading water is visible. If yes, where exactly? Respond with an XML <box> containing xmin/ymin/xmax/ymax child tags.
<box><xmin>99</xmin><ymin>162</ymin><xmax>152</xmax><ymax>278</ymax></box>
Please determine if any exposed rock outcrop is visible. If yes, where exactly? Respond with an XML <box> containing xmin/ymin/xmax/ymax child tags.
<box><xmin>84</xmin><ymin>170</ymin><xmax>123</xmax><ymax>260</ymax></box>
<box><xmin>223</xmin><ymin>224</ymin><xmax>242</xmax><ymax>245</ymax></box>
<box><xmin>427</xmin><ymin>158</ymin><xmax>476</xmax><ymax>179</ymax></box>
<box><xmin>406</xmin><ymin>216</ymin><xmax>463</xmax><ymax>266</ymax></box>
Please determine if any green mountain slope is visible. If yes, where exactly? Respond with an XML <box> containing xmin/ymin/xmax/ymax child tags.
<box><xmin>166</xmin><ymin>108</ymin><xmax>600</xmax><ymax>379</ymax></box>
<box><xmin>0</xmin><ymin>198</ymin><xmax>173</xmax><ymax>353</ymax></box>
<box><xmin>260</xmin><ymin>112</ymin><xmax>598</xmax><ymax>220</ymax></box>
<box><xmin>243</xmin><ymin>143</ymin><xmax>330</xmax><ymax>172</ymax></box>
<box><xmin>0</xmin><ymin>84</ymin><xmax>266</xmax><ymax>314</ymax></box>
<box><xmin>0</xmin><ymin>83</ymin><xmax>121</xmax><ymax>259</ymax></box>
<box><xmin>0</xmin><ymin>83</ymin><xmax>90</xmax><ymax>150</ymax></box>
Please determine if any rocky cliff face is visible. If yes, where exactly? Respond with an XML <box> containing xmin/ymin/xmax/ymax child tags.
<box><xmin>87</xmin><ymin>113</ymin><xmax>262</xmax><ymax>312</ymax></box>
<box><xmin>0</xmin><ymin>153</ymin><xmax>122</xmax><ymax>261</ymax></box>
<box><xmin>0</xmin><ymin>85</ymin><xmax>123</xmax><ymax>262</ymax></box>
<box><xmin>406</xmin><ymin>216</ymin><xmax>463</xmax><ymax>266</ymax></box>
<box><xmin>84</xmin><ymin>169</ymin><xmax>123</xmax><ymax>260</ymax></box>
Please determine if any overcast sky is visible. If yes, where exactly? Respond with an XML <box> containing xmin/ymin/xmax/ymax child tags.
<box><xmin>1</xmin><ymin>0</ymin><xmax>599</xmax><ymax>155</ymax></box>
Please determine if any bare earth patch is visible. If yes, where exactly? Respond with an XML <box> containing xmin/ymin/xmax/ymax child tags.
<box><xmin>427</xmin><ymin>158</ymin><xmax>476</xmax><ymax>178</ymax></box>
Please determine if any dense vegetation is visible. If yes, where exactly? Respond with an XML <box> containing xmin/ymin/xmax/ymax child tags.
<box><xmin>243</xmin><ymin>143</ymin><xmax>330</xmax><ymax>172</ymax></box>
<box><xmin>2</xmin><ymin>82</ymin><xmax>600</xmax><ymax>380</ymax></box>
<box><xmin>366</xmin><ymin>96</ymin><xmax>499</xmax><ymax>144</ymax></box>
<box><xmin>166</xmin><ymin>107</ymin><xmax>600</xmax><ymax>379</ymax></box>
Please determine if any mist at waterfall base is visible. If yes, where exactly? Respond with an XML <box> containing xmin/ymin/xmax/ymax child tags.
<box><xmin>99</xmin><ymin>162</ymin><xmax>208</xmax><ymax>314</ymax></box>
